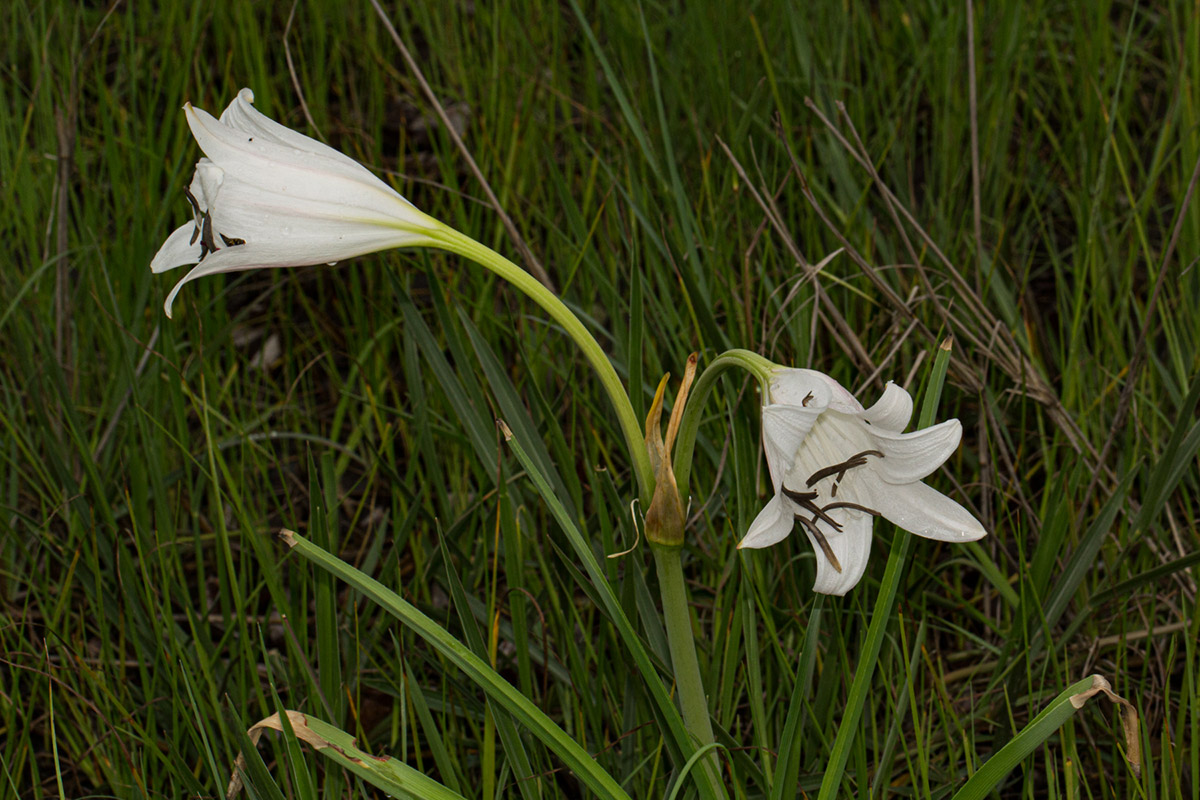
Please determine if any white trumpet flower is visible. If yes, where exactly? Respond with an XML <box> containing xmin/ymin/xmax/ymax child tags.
<box><xmin>151</xmin><ymin>88</ymin><xmax>443</xmax><ymax>317</ymax></box>
<box><xmin>739</xmin><ymin>368</ymin><xmax>986</xmax><ymax>596</ymax></box>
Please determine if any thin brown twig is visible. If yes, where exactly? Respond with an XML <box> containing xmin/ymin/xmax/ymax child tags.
<box><xmin>835</xmin><ymin>102</ymin><xmax>925</xmax><ymax>275</ymax></box>
<box><xmin>803</xmin><ymin>96</ymin><xmax>1100</xmax><ymax>464</ymax></box>
<box><xmin>779</xmin><ymin>140</ymin><xmax>963</xmax><ymax>375</ymax></box>
<box><xmin>0</xmin><ymin>648</ymin><xmax>141</xmax><ymax>789</ymax></box>
<box><xmin>93</xmin><ymin>325</ymin><xmax>160</xmax><ymax>460</ymax></box>
<box><xmin>368</xmin><ymin>0</ymin><xmax>555</xmax><ymax>291</ymax></box>
<box><xmin>981</xmin><ymin>395</ymin><xmax>1038</xmax><ymax>528</ymax></box>
<box><xmin>854</xmin><ymin>316</ymin><xmax>920</xmax><ymax>396</ymax></box>
<box><xmin>743</xmin><ymin>210</ymin><xmax>769</xmax><ymax>349</ymax></box>
<box><xmin>53</xmin><ymin>59</ymin><xmax>77</xmax><ymax>396</ymax></box>
<box><xmin>47</xmin><ymin>0</ymin><xmax>119</xmax><ymax>437</ymax></box>
<box><xmin>283</xmin><ymin>0</ymin><xmax>320</xmax><ymax>137</ymax></box>
<box><xmin>500</xmin><ymin>586</ymin><xmax>552</xmax><ymax>701</ymax></box>
<box><xmin>802</xmin><ymin>98</ymin><xmax>990</xmax><ymax>322</ymax></box>
<box><xmin>753</xmin><ymin>171</ymin><xmax>818</xmax><ymax>354</ymax></box>
<box><xmin>827</xmin><ymin>104</ymin><xmax>942</xmax><ymax>337</ymax></box>
<box><xmin>967</xmin><ymin>0</ymin><xmax>984</xmax><ymax>293</ymax></box>
<box><xmin>715</xmin><ymin>135</ymin><xmax>875</xmax><ymax>373</ymax></box>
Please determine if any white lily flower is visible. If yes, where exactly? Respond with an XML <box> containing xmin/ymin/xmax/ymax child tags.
<box><xmin>151</xmin><ymin>88</ymin><xmax>443</xmax><ymax>317</ymax></box>
<box><xmin>738</xmin><ymin>368</ymin><xmax>986</xmax><ymax>595</ymax></box>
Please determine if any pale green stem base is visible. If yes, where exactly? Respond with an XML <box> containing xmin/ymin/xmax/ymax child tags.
<box><xmin>652</xmin><ymin>543</ymin><xmax>725</xmax><ymax>794</ymax></box>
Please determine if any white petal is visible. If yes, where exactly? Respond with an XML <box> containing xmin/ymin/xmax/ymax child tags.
<box><xmin>864</xmin><ymin>480</ymin><xmax>986</xmax><ymax>541</ymax></box>
<box><xmin>162</xmin><ymin>212</ymin><xmax>436</xmax><ymax>319</ymax></box>
<box><xmin>866</xmin><ymin>419</ymin><xmax>962</xmax><ymax>484</ymax></box>
<box><xmin>762</xmin><ymin>404</ymin><xmax>823</xmax><ymax>491</ymax></box>
<box><xmin>768</xmin><ymin>368</ymin><xmax>832</xmax><ymax>409</ymax></box>
<box><xmin>805</xmin><ymin>370</ymin><xmax>864</xmax><ymax>414</ymax></box>
<box><xmin>209</xmin><ymin>174</ymin><xmax>431</xmax><ymax>238</ymax></box>
<box><xmin>150</xmin><ymin>223</ymin><xmax>203</xmax><ymax>273</ymax></box>
<box><xmin>218</xmin><ymin>89</ymin><xmax>384</xmax><ymax>178</ymax></box>
<box><xmin>861</xmin><ymin>381</ymin><xmax>912</xmax><ymax>431</ymax></box>
<box><xmin>184</xmin><ymin>102</ymin><xmax>416</xmax><ymax>214</ymax></box>
<box><xmin>221</xmin><ymin>90</ymin><xmax>322</xmax><ymax>148</ymax></box>
<box><xmin>806</xmin><ymin>513</ymin><xmax>873</xmax><ymax>596</ymax></box>
<box><xmin>180</xmin><ymin>223</ymin><xmax>420</xmax><ymax>275</ymax></box>
<box><xmin>738</xmin><ymin>494</ymin><xmax>795</xmax><ymax>549</ymax></box>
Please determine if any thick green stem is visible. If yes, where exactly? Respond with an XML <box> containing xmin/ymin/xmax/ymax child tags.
<box><xmin>431</xmin><ymin>227</ymin><xmax>654</xmax><ymax>502</ymax></box>
<box><xmin>652</xmin><ymin>543</ymin><xmax>724</xmax><ymax>794</ymax></box>
<box><xmin>673</xmin><ymin>349</ymin><xmax>774</xmax><ymax>498</ymax></box>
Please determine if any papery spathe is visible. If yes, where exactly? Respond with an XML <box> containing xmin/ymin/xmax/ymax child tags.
<box><xmin>739</xmin><ymin>368</ymin><xmax>986</xmax><ymax>595</ymax></box>
<box><xmin>151</xmin><ymin>88</ymin><xmax>442</xmax><ymax>317</ymax></box>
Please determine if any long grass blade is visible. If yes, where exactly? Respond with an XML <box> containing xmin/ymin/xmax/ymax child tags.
<box><xmin>280</xmin><ymin>530</ymin><xmax>633</xmax><ymax>800</ymax></box>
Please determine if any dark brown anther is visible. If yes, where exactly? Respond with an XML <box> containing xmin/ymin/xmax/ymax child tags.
<box><xmin>183</xmin><ymin>186</ymin><xmax>202</xmax><ymax>215</ymax></box>
<box><xmin>796</xmin><ymin>516</ymin><xmax>842</xmax><ymax>573</ymax></box>
<box><xmin>184</xmin><ymin>187</ymin><xmax>204</xmax><ymax>246</ymax></box>
<box><xmin>199</xmin><ymin>212</ymin><xmax>217</xmax><ymax>260</ymax></box>
<box><xmin>219</xmin><ymin>233</ymin><xmax>246</xmax><ymax>247</ymax></box>
<box><xmin>801</xmin><ymin>391</ymin><xmax>814</xmax><ymax>407</ymax></box>
<box><xmin>782</xmin><ymin>487</ymin><xmax>817</xmax><ymax>505</ymax></box>
<box><xmin>805</xmin><ymin>449</ymin><xmax>884</xmax><ymax>487</ymax></box>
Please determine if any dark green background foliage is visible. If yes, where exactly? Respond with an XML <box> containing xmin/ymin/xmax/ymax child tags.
<box><xmin>2</xmin><ymin>0</ymin><xmax>1197</xmax><ymax>797</ymax></box>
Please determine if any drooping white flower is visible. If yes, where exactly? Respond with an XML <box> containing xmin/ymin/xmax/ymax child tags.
<box><xmin>151</xmin><ymin>88</ymin><xmax>443</xmax><ymax>317</ymax></box>
<box><xmin>738</xmin><ymin>367</ymin><xmax>986</xmax><ymax>595</ymax></box>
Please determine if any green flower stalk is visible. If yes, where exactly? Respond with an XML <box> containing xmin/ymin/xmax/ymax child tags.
<box><xmin>640</xmin><ymin>357</ymin><xmax>725</xmax><ymax>793</ymax></box>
